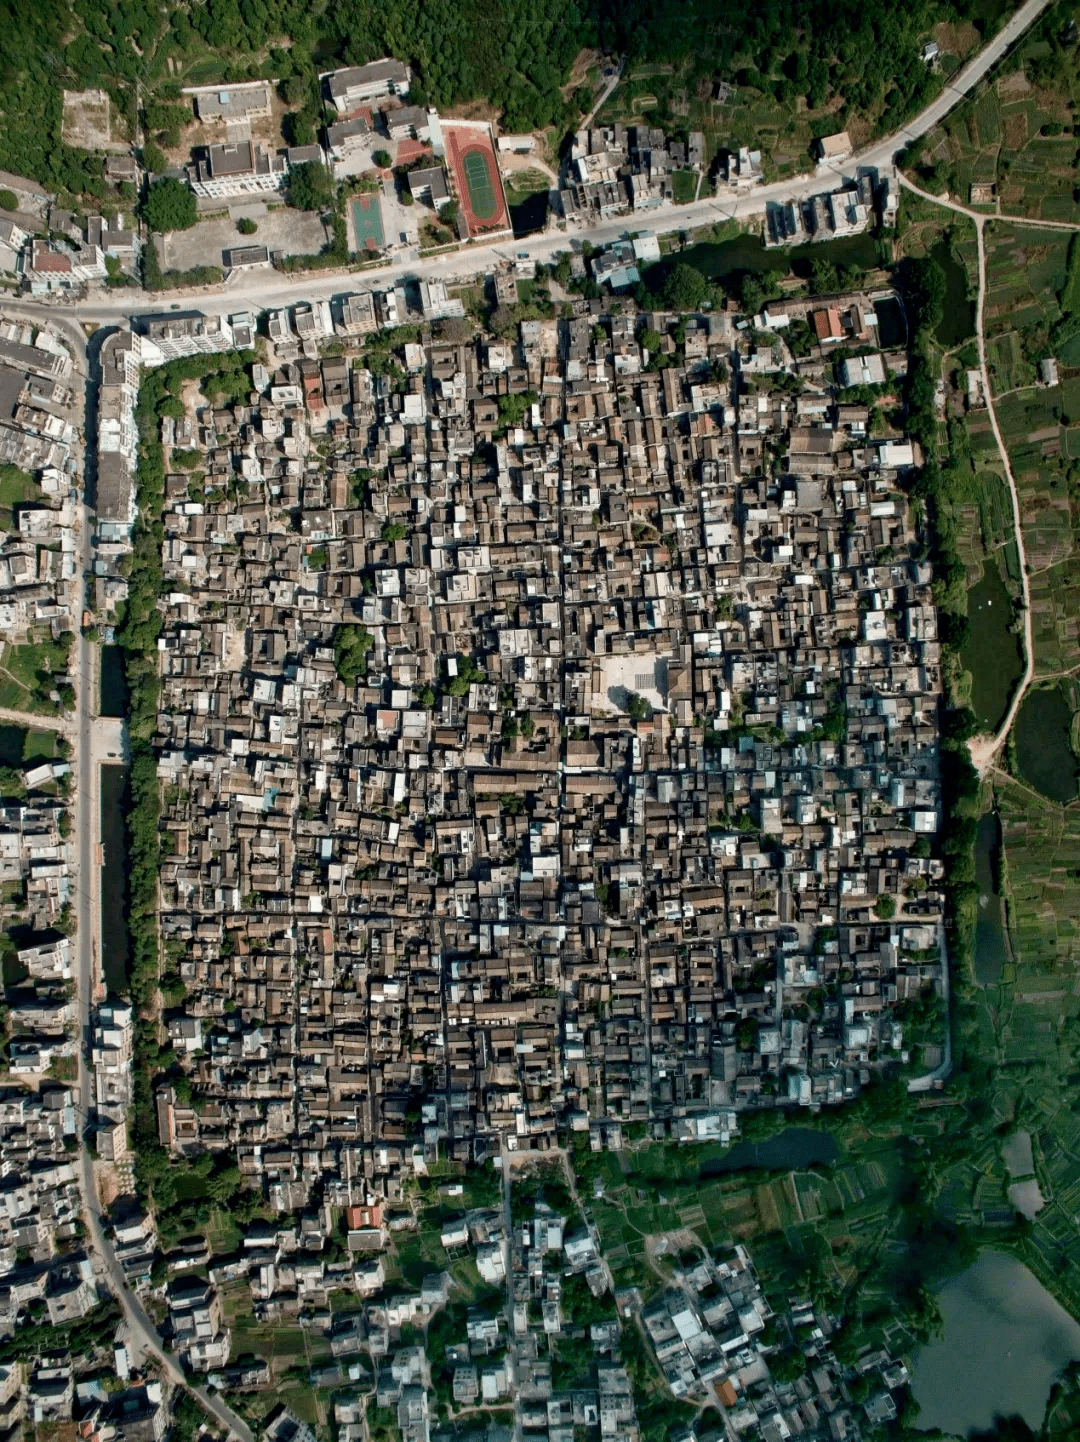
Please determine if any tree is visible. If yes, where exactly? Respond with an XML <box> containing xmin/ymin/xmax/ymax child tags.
<box><xmin>0</xmin><ymin>190</ymin><xmax>16</xmax><ymax>211</ymax></box>
<box><xmin>141</xmin><ymin>141</ymin><xmax>166</xmax><ymax>175</ymax></box>
<box><xmin>333</xmin><ymin>624</ymin><xmax>375</xmax><ymax>685</ymax></box>
<box><xmin>286</xmin><ymin>110</ymin><xmax>315</xmax><ymax>147</ymax></box>
<box><xmin>237</xmin><ymin>217</ymin><xmax>258</xmax><ymax>235</ymax></box>
<box><xmin>810</xmin><ymin>257</ymin><xmax>839</xmax><ymax>294</ymax></box>
<box><xmin>640</xmin><ymin>327</ymin><xmax>663</xmax><ymax>353</ymax></box>
<box><xmin>288</xmin><ymin>160</ymin><xmax>333</xmax><ymax>212</ymax></box>
<box><xmin>372</xmin><ymin>148</ymin><xmax>392</xmax><ymax>168</ymax></box>
<box><xmin>143</xmin><ymin>177</ymin><xmax>196</xmax><ymax>233</ymax></box>
<box><xmin>663</xmin><ymin>262</ymin><xmax>709</xmax><ymax>312</ymax></box>
<box><xmin>769</xmin><ymin>1349</ymin><xmax>807</xmax><ymax>1383</ymax></box>
<box><xmin>875</xmin><ymin>895</ymin><xmax>897</xmax><ymax>919</ymax></box>
<box><xmin>381</xmin><ymin>521</ymin><xmax>409</xmax><ymax>542</ymax></box>
<box><xmin>626</xmin><ymin>693</ymin><xmax>653</xmax><ymax>722</ymax></box>
<box><xmin>735</xmin><ymin>1017</ymin><xmax>759</xmax><ymax>1052</ymax></box>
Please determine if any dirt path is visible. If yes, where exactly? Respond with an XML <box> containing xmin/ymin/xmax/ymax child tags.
<box><xmin>898</xmin><ymin>173</ymin><xmax>1037</xmax><ymax>776</ymax></box>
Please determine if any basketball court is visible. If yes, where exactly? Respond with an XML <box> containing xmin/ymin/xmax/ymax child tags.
<box><xmin>351</xmin><ymin>193</ymin><xmax>385</xmax><ymax>252</ymax></box>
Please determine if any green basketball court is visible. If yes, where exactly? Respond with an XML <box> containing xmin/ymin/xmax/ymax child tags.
<box><xmin>351</xmin><ymin>194</ymin><xmax>385</xmax><ymax>250</ymax></box>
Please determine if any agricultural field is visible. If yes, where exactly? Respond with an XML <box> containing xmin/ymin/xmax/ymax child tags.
<box><xmin>977</xmin><ymin>220</ymin><xmax>1080</xmax><ymax>679</ymax></box>
<box><xmin>908</xmin><ymin>17</ymin><xmax>1080</xmax><ymax>219</ymax></box>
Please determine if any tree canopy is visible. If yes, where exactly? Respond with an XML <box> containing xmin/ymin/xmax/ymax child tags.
<box><xmin>0</xmin><ymin>0</ymin><xmax>1015</xmax><ymax>201</ymax></box>
<box><xmin>333</xmin><ymin>624</ymin><xmax>375</xmax><ymax>685</ymax></box>
<box><xmin>143</xmin><ymin>176</ymin><xmax>196</xmax><ymax>233</ymax></box>
<box><xmin>663</xmin><ymin>262</ymin><xmax>710</xmax><ymax>312</ymax></box>
<box><xmin>288</xmin><ymin>159</ymin><xmax>334</xmax><ymax>211</ymax></box>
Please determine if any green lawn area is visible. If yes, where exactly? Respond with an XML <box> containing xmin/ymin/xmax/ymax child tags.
<box><xmin>504</xmin><ymin>168</ymin><xmax>550</xmax><ymax>202</ymax></box>
<box><xmin>0</xmin><ymin>465</ymin><xmax>39</xmax><ymax>532</ymax></box>
<box><xmin>671</xmin><ymin>169</ymin><xmax>698</xmax><ymax>204</ymax></box>
<box><xmin>0</xmin><ymin>635</ymin><xmax>73</xmax><ymax>715</ymax></box>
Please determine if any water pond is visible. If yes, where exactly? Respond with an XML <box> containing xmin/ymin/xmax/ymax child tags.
<box><xmin>510</xmin><ymin>191</ymin><xmax>549</xmax><ymax>238</ymax></box>
<box><xmin>913</xmin><ymin>1252</ymin><xmax>1080</xmax><ymax>1435</ymax></box>
<box><xmin>974</xmin><ymin>810</ymin><xmax>1007</xmax><ymax>985</ymax></box>
<box><xmin>1015</xmin><ymin>685</ymin><xmax>1079</xmax><ymax>804</ymax></box>
<box><xmin>100</xmin><ymin>763</ymin><xmax>129</xmax><ymax>994</ymax></box>
<box><xmin>647</xmin><ymin>231</ymin><xmax>883</xmax><ymax>294</ymax></box>
<box><xmin>700</xmin><ymin>1127</ymin><xmax>838</xmax><ymax>1177</ymax></box>
<box><xmin>961</xmin><ymin>559</ymin><xmax>1024</xmax><ymax>734</ymax></box>
<box><xmin>931</xmin><ymin>238</ymin><xmax>976</xmax><ymax>347</ymax></box>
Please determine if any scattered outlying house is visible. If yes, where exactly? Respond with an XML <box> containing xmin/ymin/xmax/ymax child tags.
<box><xmin>816</xmin><ymin>129</ymin><xmax>852</xmax><ymax>162</ymax></box>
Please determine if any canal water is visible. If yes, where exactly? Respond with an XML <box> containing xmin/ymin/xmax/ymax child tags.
<box><xmin>701</xmin><ymin>1128</ymin><xmax>839</xmax><ymax>1176</ymax></box>
<box><xmin>100</xmin><ymin>764</ymin><xmax>129</xmax><ymax>994</ymax></box>
<box><xmin>913</xmin><ymin>1252</ymin><xmax>1080</xmax><ymax>1434</ymax></box>
<box><xmin>1015</xmin><ymin>685</ymin><xmax>1079</xmax><ymax>804</ymax></box>
<box><xmin>931</xmin><ymin>238</ymin><xmax>976</xmax><ymax>346</ymax></box>
<box><xmin>974</xmin><ymin>810</ymin><xmax>1007</xmax><ymax>985</ymax></box>
<box><xmin>962</xmin><ymin>559</ymin><xmax>1024</xmax><ymax>733</ymax></box>
<box><xmin>100</xmin><ymin>646</ymin><xmax>127</xmax><ymax>718</ymax></box>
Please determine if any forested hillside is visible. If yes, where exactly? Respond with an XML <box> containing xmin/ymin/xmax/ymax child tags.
<box><xmin>0</xmin><ymin>0</ymin><xmax>1015</xmax><ymax>198</ymax></box>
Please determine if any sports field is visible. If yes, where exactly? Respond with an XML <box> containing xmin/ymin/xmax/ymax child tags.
<box><xmin>462</xmin><ymin>149</ymin><xmax>497</xmax><ymax>220</ymax></box>
<box><xmin>445</xmin><ymin>124</ymin><xmax>509</xmax><ymax>237</ymax></box>
<box><xmin>351</xmin><ymin>194</ymin><xmax>384</xmax><ymax>252</ymax></box>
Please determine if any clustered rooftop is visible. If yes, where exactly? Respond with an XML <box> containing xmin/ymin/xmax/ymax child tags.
<box><xmin>143</xmin><ymin>280</ymin><xmax>946</xmax><ymax>1207</ymax></box>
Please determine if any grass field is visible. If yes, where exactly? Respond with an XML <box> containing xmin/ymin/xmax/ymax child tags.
<box><xmin>0</xmin><ymin>634</ymin><xmax>73</xmax><ymax>715</ymax></box>
<box><xmin>0</xmin><ymin>465</ymin><xmax>38</xmax><ymax>533</ymax></box>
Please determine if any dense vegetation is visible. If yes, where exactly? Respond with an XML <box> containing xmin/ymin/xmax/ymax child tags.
<box><xmin>0</xmin><ymin>0</ymin><xmax>1015</xmax><ymax>200</ymax></box>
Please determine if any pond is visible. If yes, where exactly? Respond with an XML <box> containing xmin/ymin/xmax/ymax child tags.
<box><xmin>100</xmin><ymin>763</ymin><xmax>129</xmax><ymax>994</ymax></box>
<box><xmin>1015</xmin><ymin>685</ymin><xmax>1079</xmax><ymax>804</ymax></box>
<box><xmin>913</xmin><ymin>1252</ymin><xmax>1080</xmax><ymax>1435</ymax></box>
<box><xmin>961</xmin><ymin>559</ymin><xmax>1024</xmax><ymax>733</ymax></box>
<box><xmin>646</xmin><ymin>230</ymin><xmax>883</xmax><ymax>294</ymax></box>
<box><xmin>100</xmin><ymin>646</ymin><xmax>127</xmax><ymax>719</ymax></box>
<box><xmin>874</xmin><ymin>295</ymin><xmax>907</xmax><ymax>350</ymax></box>
<box><xmin>0</xmin><ymin>725</ymin><xmax>27</xmax><ymax>768</ymax></box>
<box><xmin>974</xmin><ymin>810</ymin><xmax>1007</xmax><ymax>985</ymax></box>
<box><xmin>510</xmin><ymin>191</ymin><xmax>549</xmax><ymax>238</ymax></box>
<box><xmin>931</xmin><ymin>238</ymin><xmax>976</xmax><ymax>347</ymax></box>
<box><xmin>701</xmin><ymin>1127</ymin><xmax>839</xmax><ymax>1176</ymax></box>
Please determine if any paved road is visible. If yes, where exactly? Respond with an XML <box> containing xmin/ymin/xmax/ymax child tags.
<box><xmin>6</xmin><ymin>0</ymin><xmax>1050</xmax><ymax>331</ymax></box>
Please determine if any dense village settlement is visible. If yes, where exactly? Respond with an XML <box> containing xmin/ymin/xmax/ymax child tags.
<box><xmin>58</xmin><ymin>177</ymin><xmax>946</xmax><ymax>1435</ymax></box>
<box><xmin>0</xmin><ymin>3</ymin><xmax>1075</xmax><ymax>1436</ymax></box>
